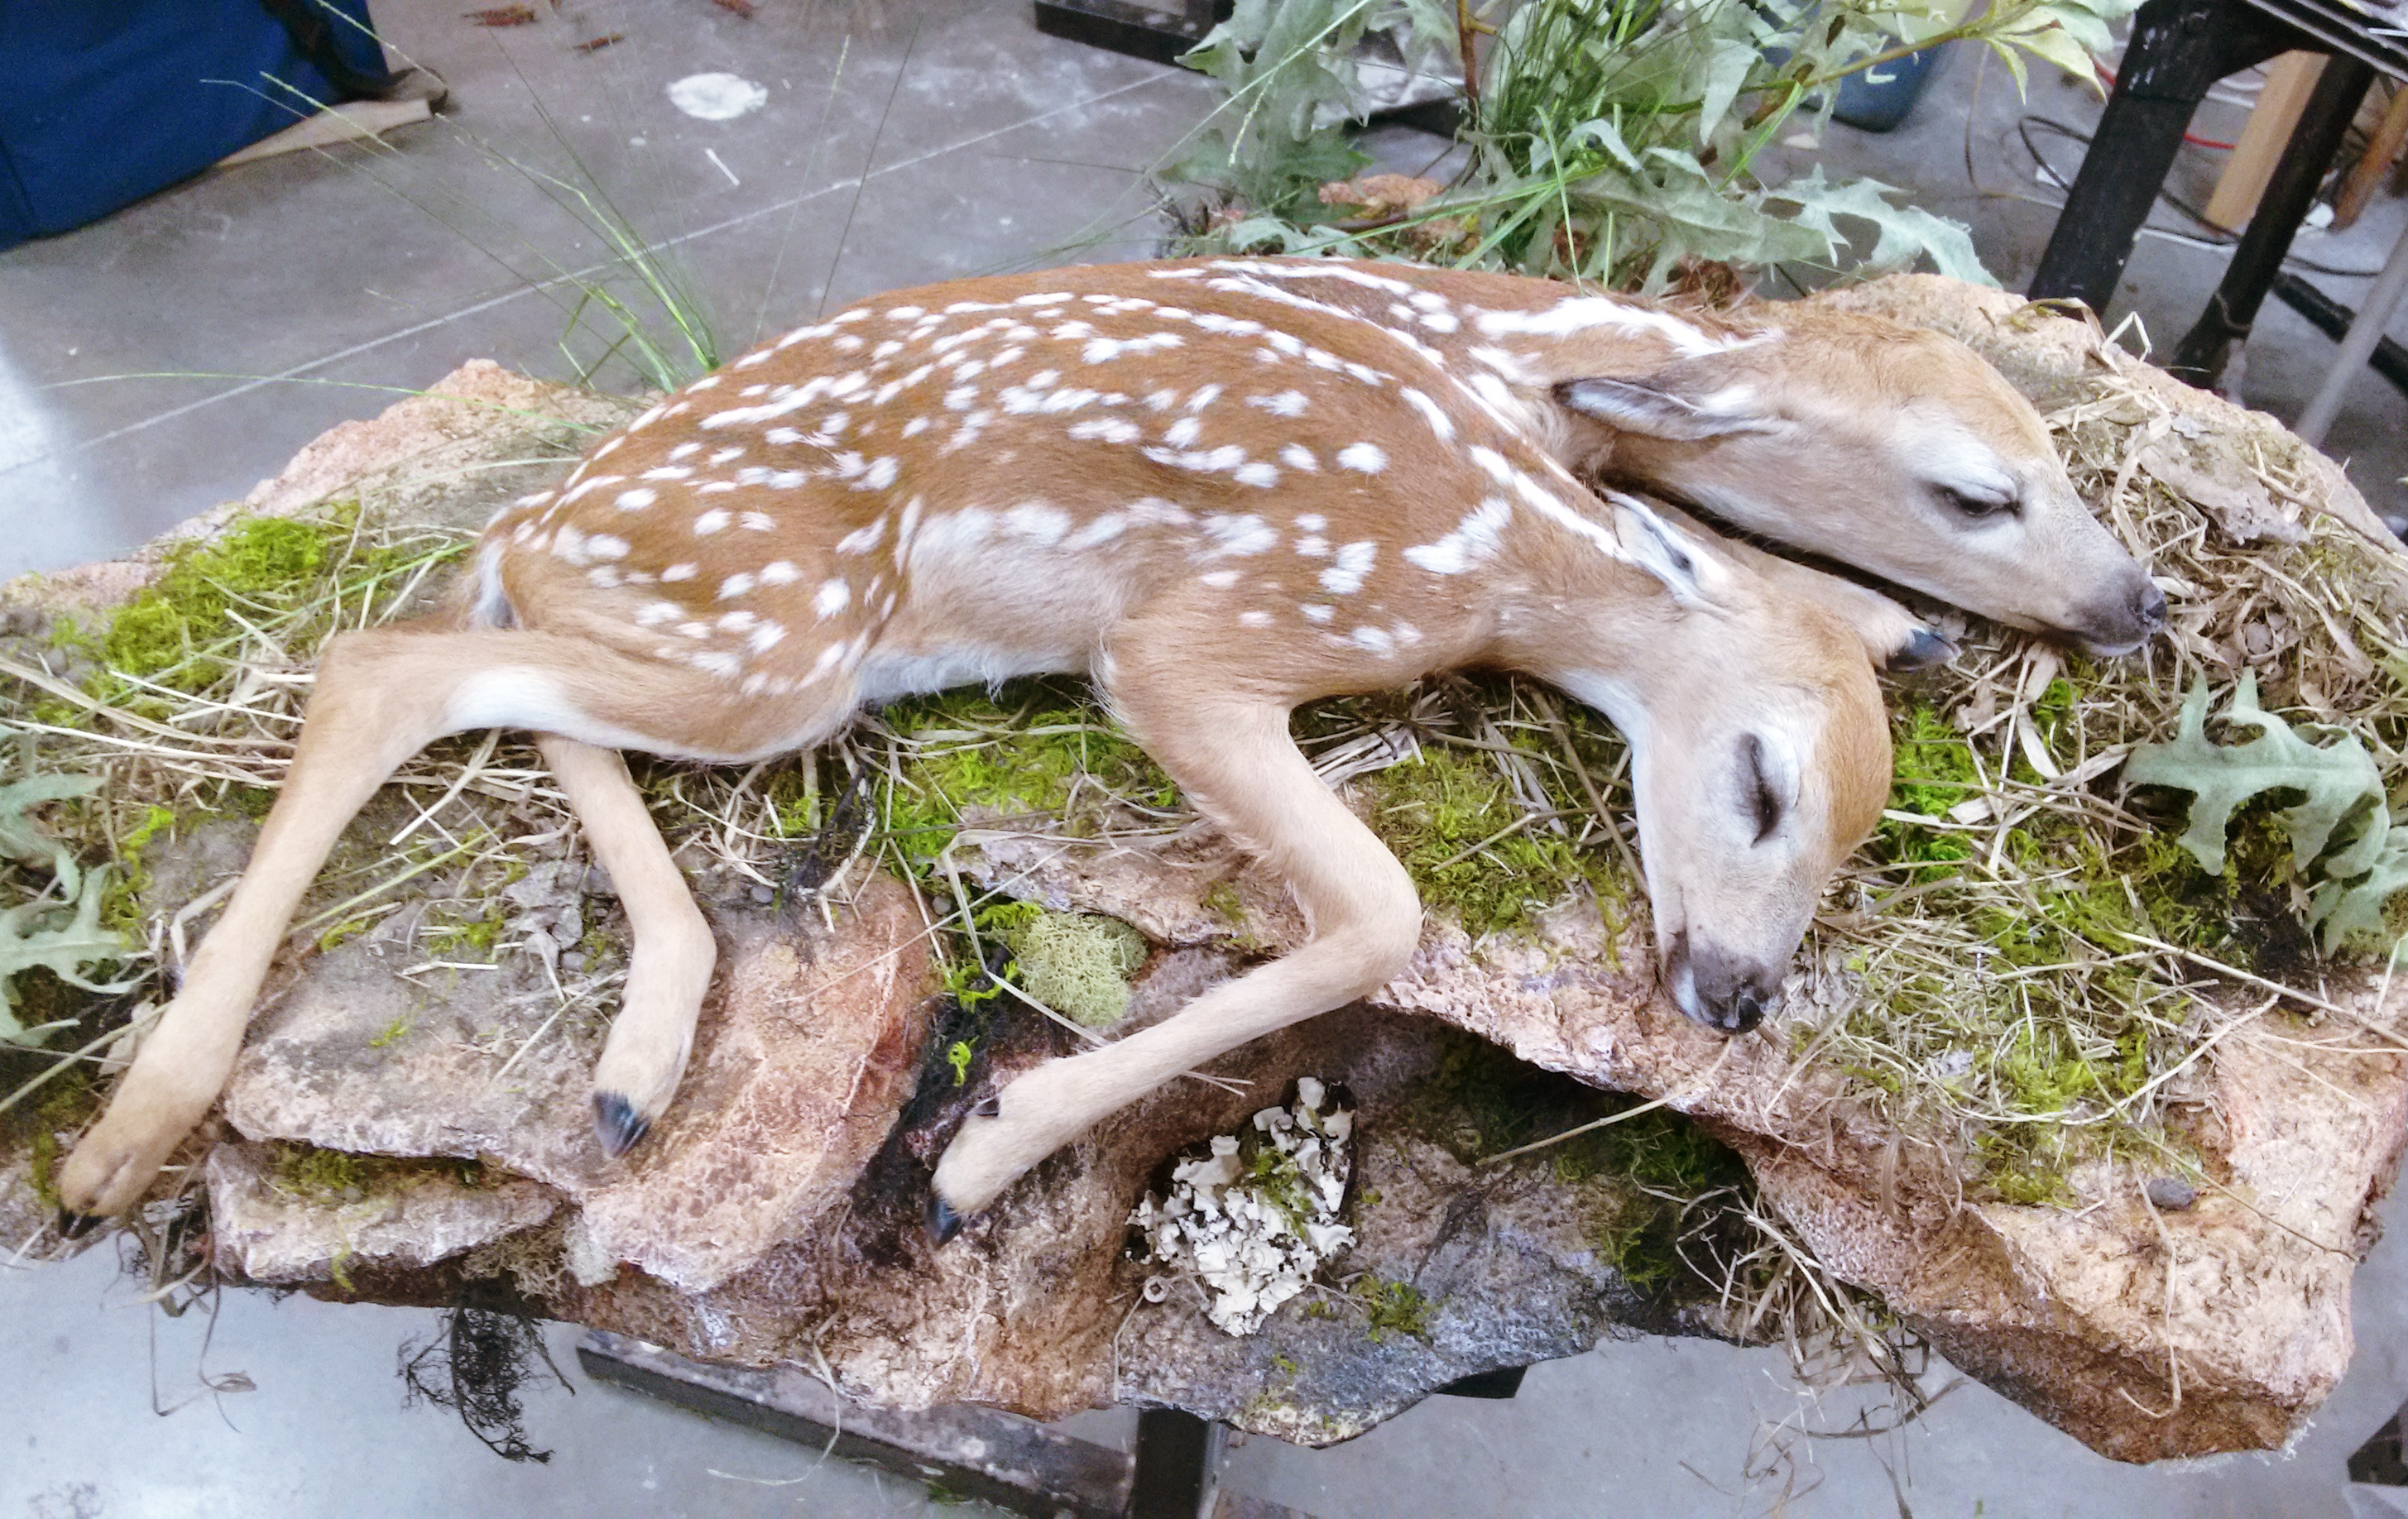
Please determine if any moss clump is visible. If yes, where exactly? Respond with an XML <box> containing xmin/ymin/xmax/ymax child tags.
<box><xmin>1354</xmin><ymin>1277</ymin><xmax>1432</xmax><ymax>1342</ymax></box>
<box><xmin>1358</xmin><ymin>745</ymin><xmax>1621</xmax><ymax>941</ymax></box>
<box><xmin>876</xmin><ymin>682</ymin><xmax>1173</xmax><ymax>868</ymax></box>
<box><xmin>46</xmin><ymin>506</ymin><xmax>466</xmax><ymax>721</ymax></box>
<box><xmin>1878</xmin><ymin>702</ymin><xmax>1980</xmax><ymax>873</ymax></box>
<box><xmin>995</xmin><ymin>908</ymin><xmax>1149</xmax><ymax>1028</ymax></box>
<box><xmin>1406</xmin><ymin>1033</ymin><xmax>1748</xmax><ymax>1296</ymax></box>
<box><xmin>268</xmin><ymin>1143</ymin><xmax>485</xmax><ymax>1203</ymax></box>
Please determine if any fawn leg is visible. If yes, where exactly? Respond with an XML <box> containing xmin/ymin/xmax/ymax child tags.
<box><xmin>60</xmin><ymin>624</ymin><xmax>853</xmax><ymax>1224</ymax></box>
<box><xmin>929</xmin><ymin>692</ymin><xmax>1421</xmax><ymax>1230</ymax></box>
<box><xmin>537</xmin><ymin>736</ymin><xmax>717</xmax><ymax>1155</ymax></box>
<box><xmin>59</xmin><ymin>626</ymin><xmax>499</xmax><ymax>1224</ymax></box>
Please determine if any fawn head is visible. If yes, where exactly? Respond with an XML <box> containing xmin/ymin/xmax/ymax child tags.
<box><xmin>1545</xmin><ymin>499</ymin><xmax>1895</xmax><ymax>1034</ymax></box>
<box><xmin>1547</xmin><ymin>308</ymin><xmax>2164</xmax><ymax>654</ymax></box>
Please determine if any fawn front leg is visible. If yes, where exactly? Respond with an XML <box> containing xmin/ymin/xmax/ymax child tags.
<box><xmin>928</xmin><ymin>692</ymin><xmax>1422</xmax><ymax>1233</ymax></box>
<box><xmin>536</xmin><ymin>736</ymin><xmax>717</xmax><ymax>1154</ymax></box>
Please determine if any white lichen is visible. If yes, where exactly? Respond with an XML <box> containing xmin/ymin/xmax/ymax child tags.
<box><xmin>1130</xmin><ymin>1077</ymin><xmax>1354</xmax><ymax>1335</ymax></box>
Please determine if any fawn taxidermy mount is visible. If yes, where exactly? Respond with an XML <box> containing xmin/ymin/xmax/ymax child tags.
<box><xmin>60</xmin><ymin>256</ymin><xmax>2123</xmax><ymax>1237</ymax></box>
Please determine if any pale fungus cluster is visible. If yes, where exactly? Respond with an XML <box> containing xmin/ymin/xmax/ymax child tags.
<box><xmin>1130</xmin><ymin>1077</ymin><xmax>1356</xmax><ymax>1335</ymax></box>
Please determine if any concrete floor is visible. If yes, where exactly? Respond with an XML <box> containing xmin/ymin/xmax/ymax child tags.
<box><xmin>7</xmin><ymin>1</ymin><xmax>2408</xmax><ymax>1514</ymax></box>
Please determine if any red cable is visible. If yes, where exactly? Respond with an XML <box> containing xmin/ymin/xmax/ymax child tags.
<box><xmin>2094</xmin><ymin>60</ymin><xmax>2238</xmax><ymax>148</ymax></box>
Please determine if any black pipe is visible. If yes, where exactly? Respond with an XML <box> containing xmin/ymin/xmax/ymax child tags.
<box><xmin>2270</xmin><ymin>273</ymin><xmax>2408</xmax><ymax>399</ymax></box>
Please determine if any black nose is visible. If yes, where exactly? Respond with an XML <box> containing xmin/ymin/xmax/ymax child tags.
<box><xmin>2136</xmin><ymin>579</ymin><xmax>2168</xmax><ymax>635</ymax></box>
<box><xmin>1668</xmin><ymin>938</ymin><xmax>1782</xmax><ymax>1036</ymax></box>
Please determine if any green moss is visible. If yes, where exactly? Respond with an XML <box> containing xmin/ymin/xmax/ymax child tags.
<box><xmin>425</xmin><ymin>903</ymin><xmax>509</xmax><ymax>961</ymax></box>
<box><xmin>946</xmin><ymin>1040</ymin><xmax>974</xmax><ymax>1085</ymax></box>
<box><xmin>996</xmin><ymin>908</ymin><xmax>1149</xmax><ymax>1028</ymax></box>
<box><xmin>315</xmin><ymin>915</ymin><xmax>378</xmax><ymax>954</ymax></box>
<box><xmin>367</xmin><ymin>1014</ymin><xmax>413</xmax><ymax>1050</ymax></box>
<box><xmin>1405</xmin><ymin>1033</ymin><xmax>1746</xmax><ymax>1294</ymax></box>
<box><xmin>1202</xmin><ymin>879</ymin><xmax>1248</xmax><ymax>926</ymax></box>
<box><xmin>1878</xmin><ymin>702</ymin><xmax>1979</xmax><ymax>873</ymax></box>
<box><xmin>48</xmin><ymin>506</ymin><xmax>466</xmax><ymax>720</ymax></box>
<box><xmin>1354</xmin><ymin>1277</ymin><xmax>1432</xmax><ymax>1342</ymax></box>
<box><xmin>1244</xmin><ymin>1142</ymin><xmax>1317</xmax><ymax>1235</ymax></box>
<box><xmin>268</xmin><ymin>1142</ymin><xmax>484</xmax><ymax>1203</ymax></box>
<box><xmin>876</xmin><ymin>683</ymin><xmax>1173</xmax><ymax>868</ymax></box>
<box><xmin>1358</xmin><ymin>745</ymin><xmax>1623</xmax><ymax>941</ymax></box>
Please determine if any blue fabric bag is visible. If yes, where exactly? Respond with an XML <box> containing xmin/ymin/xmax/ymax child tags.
<box><xmin>0</xmin><ymin>0</ymin><xmax>393</xmax><ymax>251</ymax></box>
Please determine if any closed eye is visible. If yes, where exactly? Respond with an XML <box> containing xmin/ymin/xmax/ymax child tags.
<box><xmin>1935</xmin><ymin>482</ymin><xmax>2018</xmax><ymax>520</ymax></box>
<box><xmin>1743</xmin><ymin>734</ymin><xmax>1784</xmax><ymax>845</ymax></box>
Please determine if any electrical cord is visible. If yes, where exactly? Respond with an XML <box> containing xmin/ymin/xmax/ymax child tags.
<box><xmin>2012</xmin><ymin>112</ymin><xmax>2394</xmax><ymax>279</ymax></box>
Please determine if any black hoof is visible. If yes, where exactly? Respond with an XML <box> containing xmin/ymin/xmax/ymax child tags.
<box><xmin>592</xmin><ymin>1093</ymin><xmax>650</xmax><ymax>1157</ymax></box>
<box><xmin>55</xmin><ymin>1209</ymin><xmax>98</xmax><ymax>1241</ymax></box>
<box><xmin>971</xmin><ymin>1095</ymin><xmax>1000</xmax><ymax>1118</ymax></box>
<box><xmin>927</xmin><ymin>1195</ymin><xmax>966</xmax><ymax>1243</ymax></box>
<box><xmin>1889</xmin><ymin>626</ymin><xmax>1959</xmax><ymax>672</ymax></box>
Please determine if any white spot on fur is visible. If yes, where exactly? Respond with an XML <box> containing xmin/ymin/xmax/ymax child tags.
<box><xmin>1006</xmin><ymin>503</ymin><xmax>1072</xmax><ymax>544</ymax></box>
<box><xmin>1350</xmin><ymin>626</ymin><xmax>1394</xmax><ymax>654</ymax></box>
<box><xmin>1318</xmin><ymin>542</ymin><xmax>1377</xmax><ymax>596</ymax></box>
<box><xmin>615</xmin><ymin>487</ymin><xmax>657</xmax><ymax>511</ymax></box>
<box><xmin>1070</xmin><ymin>418</ymin><xmax>1141</xmax><ymax>443</ymax></box>
<box><xmin>662</xmin><ymin>563</ymin><xmax>698</xmax><ymax>582</ymax></box>
<box><xmin>1240</xmin><ymin>610</ymin><xmax>1274</xmax><ymax>628</ymax></box>
<box><xmin>1278</xmin><ymin>444</ymin><xmax>1317</xmax><ymax>473</ymax></box>
<box><xmin>1232</xmin><ymin>462</ymin><xmax>1278</xmax><ymax>488</ymax></box>
<box><xmin>814</xmin><ymin>579</ymin><xmax>851</xmax><ymax>617</ymax></box>
<box><xmin>693</xmin><ymin>508</ymin><xmax>732</xmax><ymax>535</ymax></box>
<box><xmin>761</xmin><ymin>560</ymin><xmax>801</xmax><ymax>586</ymax></box>
<box><xmin>1248</xmin><ymin>391</ymin><xmax>1308</xmax><ymax>417</ymax></box>
<box><xmin>1201</xmin><ymin>515</ymin><xmax>1278</xmax><ymax>556</ymax></box>
<box><xmin>1300</xmin><ymin>603</ymin><xmax>1335</xmax><ymax>623</ymax></box>
<box><xmin>1399</xmin><ymin>387</ymin><xmax>1456</xmax><ymax>443</ymax></box>
<box><xmin>1336</xmin><ymin>443</ymin><xmax>1387</xmax><ymax>474</ymax></box>
<box><xmin>1405</xmin><ymin>496</ymin><xmax>1513</xmax><ymax>575</ymax></box>
<box><xmin>1473</xmin><ymin>298</ymin><xmax>1752</xmax><ymax>357</ymax></box>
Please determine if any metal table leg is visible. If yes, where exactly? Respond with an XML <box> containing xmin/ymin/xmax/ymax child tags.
<box><xmin>2293</xmin><ymin>213</ymin><xmax>2408</xmax><ymax>443</ymax></box>
<box><xmin>2170</xmin><ymin>53</ymin><xmax>2378</xmax><ymax>384</ymax></box>
<box><xmin>2027</xmin><ymin>0</ymin><xmax>2299</xmax><ymax>313</ymax></box>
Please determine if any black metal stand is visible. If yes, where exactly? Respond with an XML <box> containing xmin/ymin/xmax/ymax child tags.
<box><xmin>2028</xmin><ymin>0</ymin><xmax>2299</xmax><ymax>313</ymax></box>
<box><xmin>1033</xmin><ymin>0</ymin><xmax>1231</xmax><ymax>68</ymax></box>
<box><xmin>2168</xmin><ymin>53</ymin><xmax>2376</xmax><ymax>381</ymax></box>
<box><xmin>2027</xmin><ymin>0</ymin><xmax>2394</xmax><ymax>388</ymax></box>
<box><xmin>581</xmin><ymin>1330</ymin><xmax>1531</xmax><ymax>1517</ymax></box>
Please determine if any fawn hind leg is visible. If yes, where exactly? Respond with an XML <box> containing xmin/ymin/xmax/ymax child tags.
<box><xmin>928</xmin><ymin>689</ymin><xmax>1422</xmax><ymax>1231</ymax></box>
<box><xmin>60</xmin><ymin>625</ymin><xmax>511</xmax><ymax>1225</ymax></box>
<box><xmin>538</xmin><ymin>736</ymin><xmax>720</xmax><ymax>1155</ymax></box>
<box><xmin>60</xmin><ymin>624</ymin><xmax>856</xmax><ymax>1225</ymax></box>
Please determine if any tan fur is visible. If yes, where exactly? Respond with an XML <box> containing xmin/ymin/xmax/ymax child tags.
<box><xmin>1174</xmin><ymin>259</ymin><xmax>2162</xmax><ymax>649</ymax></box>
<box><xmin>60</xmin><ymin>259</ymin><xmax>1912</xmax><ymax>1226</ymax></box>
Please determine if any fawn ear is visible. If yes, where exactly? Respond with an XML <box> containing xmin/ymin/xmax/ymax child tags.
<box><xmin>1608</xmin><ymin>492</ymin><xmax>1736</xmax><ymax>611</ymax></box>
<box><xmin>1556</xmin><ymin>375</ymin><xmax>1783</xmax><ymax>443</ymax></box>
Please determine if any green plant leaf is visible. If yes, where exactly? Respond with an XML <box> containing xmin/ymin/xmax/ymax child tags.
<box><xmin>0</xmin><ymin>862</ymin><xmax>138</xmax><ymax>1045</ymax></box>
<box><xmin>2307</xmin><ymin>832</ymin><xmax>2408</xmax><ymax>955</ymax></box>
<box><xmin>1695</xmin><ymin>36</ymin><xmax>1761</xmax><ymax>145</ymax></box>
<box><xmin>2123</xmin><ymin>675</ymin><xmax>2385</xmax><ymax>875</ymax></box>
<box><xmin>0</xmin><ymin>774</ymin><xmax>97</xmax><ymax>872</ymax></box>
<box><xmin>1770</xmin><ymin>168</ymin><xmax>1997</xmax><ymax>285</ymax></box>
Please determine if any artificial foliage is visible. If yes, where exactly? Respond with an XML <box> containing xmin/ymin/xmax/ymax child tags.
<box><xmin>1171</xmin><ymin>0</ymin><xmax>2139</xmax><ymax>290</ymax></box>
<box><xmin>2126</xmin><ymin>676</ymin><xmax>2408</xmax><ymax>956</ymax></box>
